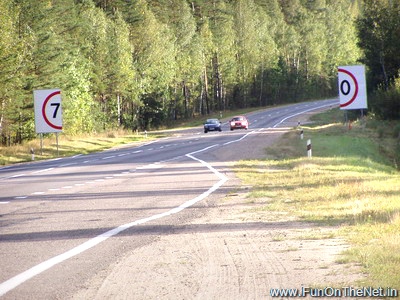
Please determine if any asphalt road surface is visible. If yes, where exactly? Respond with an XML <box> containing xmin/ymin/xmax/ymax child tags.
<box><xmin>0</xmin><ymin>99</ymin><xmax>338</xmax><ymax>299</ymax></box>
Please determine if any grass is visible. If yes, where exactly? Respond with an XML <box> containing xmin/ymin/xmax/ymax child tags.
<box><xmin>234</xmin><ymin>108</ymin><xmax>400</xmax><ymax>289</ymax></box>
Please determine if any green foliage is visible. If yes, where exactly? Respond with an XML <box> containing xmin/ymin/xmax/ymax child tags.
<box><xmin>2</xmin><ymin>0</ymin><xmax>398</xmax><ymax>145</ymax></box>
<box><xmin>369</xmin><ymin>77</ymin><xmax>400</xmax><ymax>120</ymax></box>
<box><xmin>357</xmin><ymin>0</ymin><xmax>400</xmax><ymax>90</ymax></box>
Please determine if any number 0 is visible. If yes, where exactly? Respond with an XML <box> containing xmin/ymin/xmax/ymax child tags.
<box><xmin>340</xmin><ymin>80</ymin><xmax>351</xmax><ymax>96</ymax></box>
<box><xmin>50</xmin><ymin>103</ymin><xmax>60</xmax><ymax>118</ymax></box>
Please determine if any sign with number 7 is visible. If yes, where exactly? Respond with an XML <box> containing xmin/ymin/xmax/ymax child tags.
<box><xmin>34</xmin><ymin>89</ymin><xmax>63</xmax><ymax>133</ymax></box>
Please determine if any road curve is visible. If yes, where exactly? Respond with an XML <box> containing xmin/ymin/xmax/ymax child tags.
<box><xmin>0</xmin><ymin>99</ymin><xmax>338</xmax><ymax>298</ymax></box>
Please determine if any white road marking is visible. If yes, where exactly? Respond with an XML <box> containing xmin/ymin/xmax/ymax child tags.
<box><xmin>223</xmin><ymin>131</ymin><xmax>255</xmax><ymax>145</ymax></box>
<box><xmin>272</xmin><ymin>102</ymin><xmax>336</xmax><ymax>128</ymax></box>
<box><xmin>59</xmin><ymin>163</ymin><xmax>76</xmax><ymax>167</ymax></box>
<box><xmin>0</xmin><ymin>146</ymin><xmax>228</xmax><ymax>297</ymax></box>
<box><xmin>32</xmin><ymin>192</ymin><xmax>45</xmax><ymax>195</ymax></box>
<box><xmin>27</xmin><ymin>167</ymin><xmax>54</xmax><ymax>175</ymax></box>
<box><xmin>14</xmin><ymin>196</ymin><xmax>27</xmax><ymax>200</ymax></box>
<box><xmin>0</xmin><ymin>202</ymin><xmax>10</xmax><ymax>204</ymax></box>
<box><xmin>10</xmin><ymin>174</ymin><xmax>26</xmax><ymax>178</ymax></box>
<box><xmin>102</xmin><ymin>156</ymin><xmax>115</xmax><ymax>160</ymax></box>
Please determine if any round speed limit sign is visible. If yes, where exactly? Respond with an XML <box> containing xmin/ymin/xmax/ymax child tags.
<box><xmin>34</xmin><ymin>89</ymin><xmax>63</xmax><ymax>133</ymax></box>
<box><xmin>338</xmin><ymin>65</ymin><xmax>367</xmax><ymax>110</ymax></box>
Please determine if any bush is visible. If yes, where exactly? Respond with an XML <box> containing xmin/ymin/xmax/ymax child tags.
<box><xmin>370</xmin><ymin>78</ymin><xmax>400</xmax><ymax>120</ymax></box>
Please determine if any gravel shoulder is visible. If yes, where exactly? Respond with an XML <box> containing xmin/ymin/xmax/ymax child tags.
<box><xmin>73</xmin><ymin>114</ymin><xmax>364</xmax><ymax>300</ymax></box>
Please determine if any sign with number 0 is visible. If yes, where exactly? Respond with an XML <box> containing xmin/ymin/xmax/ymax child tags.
<box><xmin>338</xmin><ymin>65</ymin><xmax>367</xmax><ymax>110</ymax></box>
<box><xmin>34</xmin><ymin>89</ymin><xmax>63</xmax><ymax>133</ymax></box>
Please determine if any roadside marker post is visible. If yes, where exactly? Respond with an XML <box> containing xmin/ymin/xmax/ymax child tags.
<box><xmin>30</xmin><ymin>148</ymin><xmax>35</xmax><ymax>161</ymax></box>
<box><xmin>307</xmin><ymin>139</ymin><xmax>312</xmax><ymax>158</ymax></box>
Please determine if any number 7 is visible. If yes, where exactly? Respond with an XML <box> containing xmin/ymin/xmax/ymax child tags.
<box><xmin>50</xmin><ymin>103</ymin><xmax>60</xmax><ymax>118</ymax></box>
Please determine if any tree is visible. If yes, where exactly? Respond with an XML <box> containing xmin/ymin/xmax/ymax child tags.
<box><xmin>357</xmin><ymin>0</ymin><xmax>400</xmax><ymax>90</ymax></box>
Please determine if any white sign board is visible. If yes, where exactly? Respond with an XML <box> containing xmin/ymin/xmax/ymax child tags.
<box><xmin>34</xmin><ymin>89</ymin><xmax>63</xmax><ymax>133</ymax></box>
<box><xmin>338</xmin><ymin>65</ymin><xmax>367</xmax><ymax>110</ymax></box>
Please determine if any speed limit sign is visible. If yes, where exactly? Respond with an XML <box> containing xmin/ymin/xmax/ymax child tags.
<box><xmin>338</xmin><ymin>65</ymin><xmax>367</xmax><ymax>110</ymax></box>
<box><xmin>34</xmin><ymin>89</ymin><xmax>63</xmax><ymax>133</ymax></box>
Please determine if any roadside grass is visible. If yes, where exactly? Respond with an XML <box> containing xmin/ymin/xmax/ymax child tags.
<box><xmin>234</xmin><ymin>108</ymin><xmax>400</xmax><ymax>289</ymax></box>
<box><xmin>0</xmin><ymin>129</ymin><xmax>160</xmax><ymax>165</ymax></box>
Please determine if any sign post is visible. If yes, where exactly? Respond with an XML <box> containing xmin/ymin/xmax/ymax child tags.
<box><xmin>33</xmin><ymin>89</ymin><xmax>63</xmax><ymax>155</ymax></box>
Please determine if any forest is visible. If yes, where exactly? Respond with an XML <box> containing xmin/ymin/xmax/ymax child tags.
<box><xmin>0</xmin><ymin>0</ymin><xmax>399</xmax><ymax>145</ymax></box>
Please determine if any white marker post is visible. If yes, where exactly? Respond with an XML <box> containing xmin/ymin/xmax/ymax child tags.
<box><xmin>307</xmin><ymin>139</ymin><xmax>312</xmax><ymax>158</ymax></box>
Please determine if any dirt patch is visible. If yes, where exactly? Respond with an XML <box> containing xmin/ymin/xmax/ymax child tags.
<box><xmin>73</xmin><ymin>185</ymin><xmax>363</xmax><ymax>299</ymax></box>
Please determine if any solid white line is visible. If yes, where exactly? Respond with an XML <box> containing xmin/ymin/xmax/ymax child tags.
<box><xmin>223</xmin><ymin>131</ymin><xmax>255</xmax><ymax>145</ymax></box>
<box><xmin>0</xmin><ymin>202</ymin><xmax>10</xmax><ymax>204</ymax></box>
<box><xmin>0</xmin><ymin>147</ymin><xmax>228</xmax><ymax>297</ymax></box>
<box><xmin>272</xmin><ymin>102</ymin><xmax>337</xmax><ymax>128</ymax></box>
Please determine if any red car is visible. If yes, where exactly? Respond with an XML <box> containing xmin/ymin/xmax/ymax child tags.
<box><xmin>230</xmin><ymin>115</ymin><xmax>248</xmax><ymax>130</ymax></box>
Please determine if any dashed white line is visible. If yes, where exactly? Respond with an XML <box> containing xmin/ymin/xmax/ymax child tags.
<box><xmin>102</xmin><ymin>156</ymin><xmax>115</xmax><ymax>160</ymax></box>
<box><xmin>59</xmin><ymin>163</ymin><xmax>76</xmax><ymax>167</ymax></box>
<box><xmin>32</xmin><ymin>168</ymin><xmax>54</xmax><ymax>174</ymax></box>
<box><xmin>10</xmin><ymin>174</ymin><xmax>26</xmax><ymax>178</ymax></box>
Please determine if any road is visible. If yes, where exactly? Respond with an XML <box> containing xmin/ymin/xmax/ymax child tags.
<box><xmin>0</xmin><ymin>99</ymin><xmax>338</xmax><ymax>299</ymax></box>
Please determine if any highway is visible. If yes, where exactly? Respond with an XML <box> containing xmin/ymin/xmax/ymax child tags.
<box><xmin>0</xmin><ymin>99</ymin><xmax>338</xmax><ymax>299</ymax></box>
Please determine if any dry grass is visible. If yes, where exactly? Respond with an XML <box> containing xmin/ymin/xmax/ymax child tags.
<box><xmin>234</xmin><ymin>109</ymin><xmax>400</xmax><ymax>289</ymax></box>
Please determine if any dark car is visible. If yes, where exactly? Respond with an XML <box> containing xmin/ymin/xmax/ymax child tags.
<box><xmin>230</xmin><ymin>115</ymin><xmax>248</xmax><ymax>130</ymax></box>
<box><xmin>204</xmin><ymin>119</ymin><xmax>222</xmax><ymax>133</ymax></box>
